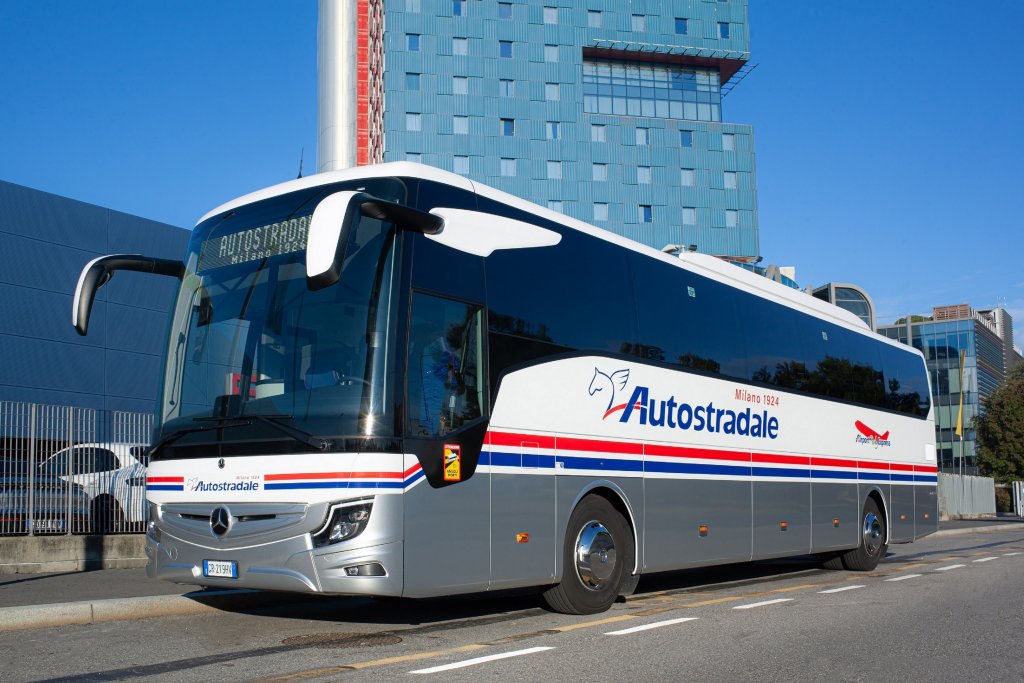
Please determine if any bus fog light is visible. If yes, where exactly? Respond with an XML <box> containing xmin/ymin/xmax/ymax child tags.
<box><xmin>344</xmin><ymin>563</ymin><xmax>386</xmax><ymax>577</ymax></box>
<box><xmin>313</xmin><ymin>502</ymin><xmax>373</xmax><ymax>547</ymax></box>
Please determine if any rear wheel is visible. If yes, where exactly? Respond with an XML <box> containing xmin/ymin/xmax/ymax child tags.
<box><xmin>838</xmin><ymin>497</ymin><xmax>887</xmax><ymax>571</ymax></box>
<box><xmin>543</xmin><ymin>495</ymin><xmax>632</xmax><ymax>615</ymax></box>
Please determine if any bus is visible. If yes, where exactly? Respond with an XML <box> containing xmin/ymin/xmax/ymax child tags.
<box><xmin>72</xmin><ymin>162</ymin><xmax>937</xmax><ymax>615</ymax></box>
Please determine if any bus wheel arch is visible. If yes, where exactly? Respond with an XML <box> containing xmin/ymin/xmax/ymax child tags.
<box><xmin>838</xmin><ymin>490</ymin><xmax>889</xmax><ymax>572</ymax></box>
<box><xmin>566</xmin><ymin>482</ymin><xmax>640</xmax><ymax>582</ymax></box>
<box><xmin>544</xmin><ymin>488</ymin><xmax>636</xmax><ymax>614</ymax></box>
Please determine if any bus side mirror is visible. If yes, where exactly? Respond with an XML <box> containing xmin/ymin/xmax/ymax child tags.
<box><xmin>73</xmin><ymin>255</ymin><xmax>184</xmax><ymax>336</ymax></box>
<box><xmin>306</xmin><ymin>191</ymin><xmax>444</xmax><ymax>291</ymax></box>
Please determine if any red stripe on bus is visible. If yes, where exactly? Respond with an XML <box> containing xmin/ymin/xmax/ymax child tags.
<box><xmin>889</xmin><ymin>463</ymin><xmax>915</xmax><ymax>472</ymax></box>
<box><xmin>810</xmin><ymin>456</ymin><xmax>859</xmax><ymax>469</ymax></box>
<box><xmin>644</xmin><ymin>443</ymin><xmax>750</xmax><ymax>462</ymax></box>
<box><xmin>488</xmin><ymin>431</ymin><xmax>557</xmax><ymax>449</ymax></box>
<box><xmin>265</xmin><ymin>471</ymin><xmax>403</xmax><ymax>481</ymax></box>
<box><xmin>557</xmin><ymin>436</ymin><xmax>644</xmax><ymax>455</ymax></box>
<box><xmin>146</xmin><ymin>476</ymin><xmax>184</xmax><ymax>483</ymax></box>
<box><xmin>751</xmin><ymin>452</ymin><xmax>810</xmax><ymax>466</ymax></box>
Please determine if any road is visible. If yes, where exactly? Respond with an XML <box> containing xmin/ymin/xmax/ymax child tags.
<box><xmin>3</xmin><ymin>528</ymin><xmax>1023</xmax><ymax>682</ymax></box>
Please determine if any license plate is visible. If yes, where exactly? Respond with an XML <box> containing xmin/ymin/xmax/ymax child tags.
<box><xmin>32</xmin><ymin>519</ymin><xmax>65</xmax><ymax>532</ymax></box>
<box><xmin>202</xmin><ymin>560</ymin><xmax>238</xmax><ymax>579</ymax></box>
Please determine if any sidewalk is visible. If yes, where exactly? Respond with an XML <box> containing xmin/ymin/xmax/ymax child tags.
<box><xmin>1</xmin><ymin>518</ymin><xmax>1022</xmax><ymax>632</ymax></box>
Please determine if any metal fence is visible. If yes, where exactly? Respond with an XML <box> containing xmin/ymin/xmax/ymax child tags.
<box><xmin>938</xmin><ymin>473</ymin><xmax>996</xmax><ymax>519</ymax></box>
<box><xmin>0</xmin><ymin>401</ymin><xmax>153</xmax><ymax>536</ymax></box>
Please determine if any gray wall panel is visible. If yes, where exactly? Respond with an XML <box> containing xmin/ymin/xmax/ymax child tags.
<box><xmin>0</xmin><ymin>181</ymin><xmax>108</xmax><ymax>250</ymax></box>
<box><xmin>753</xmin><ymin>481</ymin><xmax>811</xmax><ymax>558</ymax></box>
<box><xmin>491</xmin><ymin>472</ymin><xmax>555</xmax><ymax>588</ymax></box>
<box><xmin>889</xmin><ymin>484</ymin><xmax>916</xmax><ymax>543</ymax></box>
<box><xmin>0</xmin><ymin>232</ymin><xmax>96</xmax><ymax>295</ymax></box>
<box><xmin>810</xmin><ymin>482</ymin><xmax>859</xmax><ymax>551</ymax></box>
<box><xmin>0</xmin><ymin>335</ymin><xmax>104</xmax><ymax>394</ymax></box>
<box><xmin>104</xmin><ymin>303</ymin><xmax>172</xmax><ymax>355</ymax></box>
<box><xmin>0</xmin><ymin>284</ymin><xmax>104</xmax><ymax>348</ymax></box>
<box><xmin>103</xmin><ymin>350</ymin><xmax>162</xmax><ymax>402</ymax></box>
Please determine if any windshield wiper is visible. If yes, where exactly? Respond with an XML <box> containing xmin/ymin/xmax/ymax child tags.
<box><xmin>148</xmin><ymin>418</ymin><xmax>251</xmax><ymax>459</ymax></box>
<box><xmin>194</xmin><ymin>414</ymin><xmax>334</xmax><ymax>452</ymax></box>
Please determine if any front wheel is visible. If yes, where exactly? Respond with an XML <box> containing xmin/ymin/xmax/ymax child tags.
<box><xmin>838</xmin><ymin>497</ymin><xmax>887</xmax><ymax>571</ymax></box>
<box><xmin>543</xmin><ymin>495</ymin><xmax>632</xmax><ymax>615</ymax></box>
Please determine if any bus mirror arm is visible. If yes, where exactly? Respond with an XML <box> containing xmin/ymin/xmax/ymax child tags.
<box><xmin>73</xmin><ymin>254</ymin><xmax>184</xmax><ymax>336</ymax></box>
<box><xmin>306</xmin><ymin>191</ymin><xmax>444</xmax><ymax>291</ymax></box>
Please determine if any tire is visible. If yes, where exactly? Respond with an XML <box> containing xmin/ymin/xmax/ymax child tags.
<box><xmin>819</xmin><ymin>552</ymin><xmax>845</xmax><ymax>570</ymax></box>
<box><xmin>543</xmin><ymin>495</ymin><xmax>632</xmax><ymax>615</ymax></box>
<box><xmin>838</xmin><ymin>497</ymin><xmax>887</xmax><ymax>571</ymax></box>
<box><xmin>90</xmin><ymin>496</ymin><xmax>124</xmax><ymax>534</ymax></box>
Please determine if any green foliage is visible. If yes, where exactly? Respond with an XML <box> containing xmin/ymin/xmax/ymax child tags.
<box><xmin>975</xmin><ymin>364</ymin><xmax>1024</xmax><ymax>483</ymax></box>
<box><xmin>994</xmin><ymin>486</ymin><xmax>1012</xmax><ymax>513</ymax></box>
<box><xmin>893</xmin><ymin>315</ymin><xmax>932</xmax><ymax>325</ymax></box>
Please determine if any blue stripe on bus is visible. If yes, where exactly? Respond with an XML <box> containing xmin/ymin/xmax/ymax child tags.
<box><xmin>811</xmin><ymin>470</ymin><xmax>858</xmax><ymax>480</ymax></box>
<box><xmin>645</xmin><ymin>461</ymin><xmax>750</xmax><ymax>477</ymax></box>
<box><xmin>857</xmin><ymin>473</ymin><xmax>891</xmax><ymax>482</ymax></box>
<box><xmin>914</xmin><ymin>475</ymin><xmax>938</xmax><ymax>483</ymax></box>
<box><xmin>146</xmin><ymin>485</ymin><xmax>184</xmax><ymax>491</ymax></box>
<box><xmin>557</xmin><ymin>455</ymin><xmax>644</xmax><ymax>473</ymax></box>
<box><xmin>890</xmin><ymin>473</ymin><xmax>916</xmax><ymax>482</ymax></box>
<box><xmin>264</xmin><ymin>481</ymin><xmax>406</xmax><ymax>490</ymax></box>
<box><xmin>751</xmin><ymin>467</ymin><xmax>811</xmax><ymax>479</ymax></box>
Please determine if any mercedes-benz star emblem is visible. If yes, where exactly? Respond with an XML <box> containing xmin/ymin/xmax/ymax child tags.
<box><xmin>218</xmin><ymin>458</ymin><xmax>225</xmax><ymax>469</ymax></box>
<box><xmin>210</xmin><ymin>507</ymin><xmax>231</xmax><ymax>537</ymax></box>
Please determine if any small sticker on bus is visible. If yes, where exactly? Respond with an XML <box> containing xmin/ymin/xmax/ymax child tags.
<box><xmin>443</xmin><ymin>444</ymin><xmax>461</xmax><ymax>482</ymax></box>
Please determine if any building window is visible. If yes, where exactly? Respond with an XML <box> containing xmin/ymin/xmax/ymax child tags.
<box><xmin>547</xmin><ymin>161</ymin><xmax>562</xmax><ymax>180</ymax></box>
<box><xmin>454</xmin><ymin>115</ymin><xmax>469</xmax><ymax>135</ymax></box>
<box><xmin>406</xmin><ymin>112</ymin><xmax>422</xmax><ymax>131</ymax></box>
<box><xmin>500</xmin><ymin>157</ymin><xmax>516</xmax><ymax>177</ymax></box>
<box><xmin>681</xmin><ymin>168</ymin><xmax>695</xmax><ymax>186</ymax></box>
<box><xmin>723</xmin><ymin>133</ymin><xmax>735</xmax><ymax>151</ymax></box>
<box><xmin>543</xmin><ymin>6</ymin><xmax>557</xmax><ymax>24</ymax></box>
<box><xmin>591</xmin><ymin>124</ymin><xmax>606</xmax><ymax>142</ymax></box>
<box><xmin>636</xmin><ymin>127</ymin><xmax>650</xmax><ymax>145</ymax></box>
<box><xmin>498</xmin><ymin>2</ymin><xmax>512</xmax><ymax>19</ymax></box>
<box><xmin>584</xmin><ymin>59</ymin><xmax>722</xmax><ymax>122</ymax></box>
<box><xmin>682</xmin><ymin>207</ymin><xmax>697</xmax><ymax>225</ymax></box>
<box><xmin>724</xmin><ymin>171</ymin><xmax>737</xmax><ymax>189</ymax></box>
<box><xmin>499</xmin><ymin>40</ymin><xmax>513</xmax><ymax>58</ymax></box>
<box><xmin>675</xmin><ymin>18</ymin><xmax>688</xmax><ymax>35</ymax></box>
<box><xmin>454</xmin><ymin>37</ymin><xmax>468</xmax><ymax>56</ymax></box>
<box><xmin>631</xmin><ymin>14</ymin><xmax>646</xmax><ymax>31</ymax></box>
<box><xmin>718</xmin><ymin>22</ymin><xmax>730</xmax><ymax>39</ymax></box>
<box><xmin>452</xmin><ymin>0</ymin><xmax>466</xmax><ymax>16</ymax></box>
<box><xmin>406</xmin><ymin>72</ymin><xmax>420</xmax><ymax>90</ymax></box>
<box><xmin>548</xmin><ymin>200</ymin><xmax>563</xmax><ymax>213</ymax></box>
<box><xmin>680</xmin><ymin>130</ymin><xmax>693</xmax><ymax>147</ymax></box>
<box><xmin>406</xmin><ymin>0</ymin><xmax>420</xmax><ymax>12</ymax></box>
<box><xmin>545</xmin><ymin>82</ymin><xmax>560</xmax><ymax>100</ymax></box>
<box><xmin>406</xmin><ymin>34</ymin><xmax>420</xmax><ymax>51</ymax></box>
<box><xmin>499</xmin><ymin>79</ymin><xmax>514</xmax><ymax>97</ymax></box>
<box><xmin>454</xmin><ymin>155</ymin><xmax>470</xmax><ymax>175</ymax></box>
<box><xmin>453</xmin><ymin>76</ymin><xmax>468</xmax><ymax>95</ymax></box>
<box><xmin>640</xmin><ymin>205</ymin><xmax>653</xmax><ymax>223</ymax></box>
<box><xmin>546</xmin><ymin>121</ymin><xmax>560</xmax><ymax>140</ymax></box>
<box><xmin>726</xmin><ymin>209</ymin><xmax>738</xmax><ymax>228</ymax></box>
<box><xmin>500</xmin><ymin>118</ymin><xmax>515</xmax><ymax>136</ymax></box>
<box><xmin>638</xmin><ymin>166</ymin><xmax>651</xmax><ymax>184</ymax></box>
<box><xmin>594</xmin><ymin>203</ymin><xmax>609</xmax><ymax>222</ymax></box>
<box><xmin>588</xmin><ymin>10</ymin><xmax>602</xmax><ymax>28</ymax></box>
<box><xmin>544</xmin><ymin>44</ymin><xmax>558</xmax><ymax>62</ymax></box>
<box><xmin>592</xmin><ymin>163</ymin><xmax>607</xmax><ymax>182</ymax></box>
<box><xmin>406</xmin><ymin>152</ymin><xmax>422</xmax><ymax>163</ymax></box>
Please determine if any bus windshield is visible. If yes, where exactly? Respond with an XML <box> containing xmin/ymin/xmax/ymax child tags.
<box><xmin>155</xmin><ymin>179</ymin><xmax>405</xmax><ymax>457</ymax></box>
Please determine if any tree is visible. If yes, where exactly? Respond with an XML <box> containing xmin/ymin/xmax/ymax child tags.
<box><xmin>975</xmin><ymin>364</ymin><xmax>1024</xmax><ymax>483</ymax></box>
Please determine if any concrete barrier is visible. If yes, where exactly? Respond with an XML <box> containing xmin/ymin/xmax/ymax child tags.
<box><xmin>0</xmin><ymin>535</ymin><xmax>147</xmax><ymax>575</ymax></box>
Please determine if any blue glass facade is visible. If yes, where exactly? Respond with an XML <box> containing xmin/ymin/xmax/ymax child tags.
<box><xmin>0</xmin><ymin>180</ymin><xmax>189</xmax><ymax>413</ymax></box>
<box><xmin>381</xmin><ymin>0</ymin><xmax>758</xmax><ymax>258</ymax></box>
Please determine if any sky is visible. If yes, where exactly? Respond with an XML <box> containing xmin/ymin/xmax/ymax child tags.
<box><xmin>1</xmin><ymin>1</ymin><xmax>1022</xmax><ymax>339</ymax></box>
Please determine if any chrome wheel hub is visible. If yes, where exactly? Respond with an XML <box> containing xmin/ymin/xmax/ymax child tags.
<box><xmin>862</xmin><ymin>512</ymin><xmax>882</xmax><ymax>556</ymax></box>
<box><xmin>575</xmin><ymin>520</ymin><xmax>617</xmax><ymax>590</ymax></box>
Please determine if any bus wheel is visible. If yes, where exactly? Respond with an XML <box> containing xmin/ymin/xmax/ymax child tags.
<box><xmin>543</xmin><ymin>496</ymin><xmax>630</xmax><ymax>615</ymax></box>
<box><xmin>839</xmin><ymin>497</ymin><xmax>887</xmax><ymax>571</ymax></box>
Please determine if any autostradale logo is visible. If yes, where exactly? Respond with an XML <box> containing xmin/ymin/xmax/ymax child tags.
<box><xmin>187</xmin><ymin>477</ymin><xmax>260</xmax><ymax>492</ymax></box>
<box><xmin>588</xmin><ymin>367</ymin><xmax>780</xmax><ymax>440</ymax></box>
<box><xmin>855</xmin><ymin>421</ymin><xmax>891</xmax><ymax>448</ymax></box>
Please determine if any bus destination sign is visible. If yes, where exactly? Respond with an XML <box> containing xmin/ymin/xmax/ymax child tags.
<box><xmin>199</xmin><ymin>215</ymin><xmax>311</xmax><ymax>271</ymax></box>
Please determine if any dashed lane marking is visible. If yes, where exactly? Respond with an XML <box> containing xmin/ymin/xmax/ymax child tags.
<box><xmin>817</xmin><ymin>585</ymin><xmax>865</xmax><ymax>594</ymax></box>
<box><xmin>605</xmin><ymin>617</ymin><xmax>699</xmax><ymax>635</ymax></box>
<box><xmin>934</xmin><ymin>564</ymin><xmax>965</xmax><ymax>572</ymax></box>
<box><xmin>973</xmin><ymin>556</ymin><xmax>999</xmax><ymax>563</ymax></box>
<box><xmin>884</xmin><ymin>574</ymin><xmax>922</xmax><ymax>582</ymax></box>
<box><xmin>1003</xmin><ymin>552</ymin><xmax>1023</xmax><ymax>557</ymax></box>
<box><xmin>732</xmin><ymin>598</ymin><xmax>793</xmax><ymax>610</ymax></box>
<box><xmin>409</xmin><ymin>646</ymin><xmax>554</xmax><ymax>674</ymax></box>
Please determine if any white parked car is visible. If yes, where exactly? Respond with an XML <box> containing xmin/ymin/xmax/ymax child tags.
<box><xmin>39</xmin><ymin>443</ymin><xmax>148</xmax><ymax>533</ymax></box>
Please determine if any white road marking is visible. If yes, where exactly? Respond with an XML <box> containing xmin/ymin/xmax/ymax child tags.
<box><xmin>733</xmin><ymin>598</ymin><xmax>793</xmax><ymax>610</ymax></box>
<box><xmin>934</xmin><ymin>564</ymin><xmax>965</xmax><ymax>572</ymax></box>
<box><xmin>817</xmin><ymin>585</ymin><xmax>865</xmax><ymax>594</ymax></box>
<box><xmin>973</xmin><ymin>557</ymin><xmax>999</xmax><ymax>563</ymax></box>
<box><xmin>884</xmin><ymin>574</ymin><xmax>922</xmax><ymax>582</ymax></box>
<box><xmin>409</xmin><ymin>647</ymin><xmax>554</xmax><ymax>674</ymax></box>
<box><xmin>1002</xmin><ymin>552</ymin><xmax>1023</xmax><ymax>557</ymax></box>
<box><xmin>605</xmin><ymin>617</ymin><xmax>699</xmax><ymax>635</ymax></box>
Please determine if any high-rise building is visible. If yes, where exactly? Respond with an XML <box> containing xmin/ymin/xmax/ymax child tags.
<box><xmin>320</xmin><ymin>0</ymin><xmax>758</xmax><ymax>259</ymax></box>
<box><xmin>878</xmin><ymin>305</ymin><xmax>1019</xmax><ymax>473</ymax></box>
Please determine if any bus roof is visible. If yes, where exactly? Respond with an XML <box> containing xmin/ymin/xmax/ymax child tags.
<box><xmin>197</xmin><ymin>162</ymin><xmax>913</xmax><ymax>355</ymax></box>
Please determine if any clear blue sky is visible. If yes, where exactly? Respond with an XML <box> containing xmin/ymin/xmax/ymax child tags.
<box><xmin>1</xmin><ymin>1</ymin><xmax>1022</xmax><ymax>337</ymax></box>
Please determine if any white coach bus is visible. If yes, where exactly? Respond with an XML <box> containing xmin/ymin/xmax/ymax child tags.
<box><xmin>73</xmin><ymin>163</ymin><xmax>937</xmax><ymax>614</ymax></box>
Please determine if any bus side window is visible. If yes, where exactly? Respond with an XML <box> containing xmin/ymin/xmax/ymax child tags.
<box><xmin>407</xmin><ymin>293</ymin><xmax>484</xmax><ymax>437</ymax></box>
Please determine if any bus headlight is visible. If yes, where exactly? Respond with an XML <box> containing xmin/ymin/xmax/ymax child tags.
<box><xmin>312</xmin><ymin>502</ymin><xmax>373</xmax><ymax>548</ymax></box>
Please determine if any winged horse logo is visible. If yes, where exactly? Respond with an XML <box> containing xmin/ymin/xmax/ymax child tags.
<box><xmin>588</xmin><ymin>367</ymin><xmax>631</xmax><ymax>417</ymax></box>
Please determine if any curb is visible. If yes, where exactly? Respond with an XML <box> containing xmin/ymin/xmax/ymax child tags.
<box><xmin>0</xmin><ymin>589</ymin><xmax>311</xmax><ymax>633</ymax></box>
<box><xmin>930</xmin><ymin>522</ymin><xmax>1024</xmax><ymax>538</ymax></box>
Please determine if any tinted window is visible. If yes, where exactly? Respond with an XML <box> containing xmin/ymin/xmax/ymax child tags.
<box><xmin>883</xmin><ymin>344</ymin><xmax>931</xmax><ymax>416</ymax></box>
<box><xmin>631</xmin><ymin>255</ymin><xmax>745</xmax><ymax>376</ymax></box>
<box><xmin>738</xmin><ymin>296</ymin><xmax>811</xmax><ymax>388</ymax></box>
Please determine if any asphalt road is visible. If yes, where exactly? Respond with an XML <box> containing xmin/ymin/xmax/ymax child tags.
<box><xmin>3</xmin><ymin>528</ymin><xmax>1023</xmax><ymax>682</ymax></box>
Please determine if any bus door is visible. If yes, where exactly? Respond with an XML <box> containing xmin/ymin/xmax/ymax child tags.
<box><xmin>402</xmin><ymin>232</ymin><xmax>491</xmax><ymax>597</ymax></box>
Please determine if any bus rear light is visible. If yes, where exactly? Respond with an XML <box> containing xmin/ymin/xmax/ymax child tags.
<box><xmin>779</xmin><ymin>522</ymin><xmax>788</xmax><ymax>531</ymax></box>
<box><xmin>516</xmin><ymin>533</ymin><xmax>529</xmax><ymax>543</ymax></box>
<box><xmin>313</xmin><ymin>502</ymin><xmax>373</xmax><ymax>548</ymax></box>
<box><xmin>698</xmin><ymin>525</ymin><xmax>708</xmax><ymax>537</ymax></box>
<box><xmin>833</xmin><ymin>518</ymin><xmax>840</xmax><ymax>528</ymax></box>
